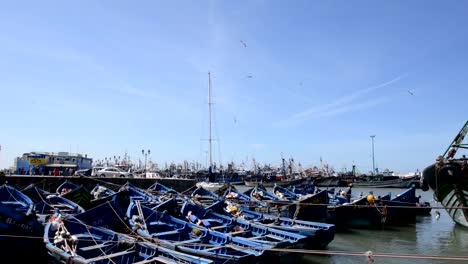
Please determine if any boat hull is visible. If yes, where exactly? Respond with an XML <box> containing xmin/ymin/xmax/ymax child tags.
<box><xmin>244</xmin><ymin>178</ymin><xmax>304</xmax><ymax>188</ymax></box>
<box><xmin>352</xmin><ymin>177</ymin><xmax>415</xmax><ymax>188</ymax></box>
<box><xmin>423</xmin><ymin>161</ymin><xmax>468</xmax><ymax>227</ymax></box>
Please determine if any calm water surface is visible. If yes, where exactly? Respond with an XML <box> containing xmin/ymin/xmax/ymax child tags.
<box><xmin>237</xmin><ymin>186</ymin><xmax>468</xmax><ymax>264</ymax></box>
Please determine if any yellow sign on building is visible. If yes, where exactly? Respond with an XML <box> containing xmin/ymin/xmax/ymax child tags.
<box><xmin>29</xmin><ymin>158</ymin><xmax>46</xmax><ymax>165</ymax></box>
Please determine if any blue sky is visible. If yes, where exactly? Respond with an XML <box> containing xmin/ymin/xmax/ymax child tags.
<box><xmin>0</xmin><ymin>1</ymin><xmax>467</xmax><ymax>173</ymax></box>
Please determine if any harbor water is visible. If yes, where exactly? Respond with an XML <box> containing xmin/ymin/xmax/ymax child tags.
<box><xmin>236</xmin><ymin>186</ymin><xmax>468</xmax><ymax>264</ymax></box>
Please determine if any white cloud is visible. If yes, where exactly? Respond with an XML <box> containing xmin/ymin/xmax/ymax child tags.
<box><xmin>279</xmin><ymin>74</ymin><xmax>407</xmax><ymax>126</ymax></box>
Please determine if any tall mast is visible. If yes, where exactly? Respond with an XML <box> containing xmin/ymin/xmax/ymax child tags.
<box><xmin>208</xmin><ymin>72</ymin><xmax>213</xmax><ymax>168</ymax></box>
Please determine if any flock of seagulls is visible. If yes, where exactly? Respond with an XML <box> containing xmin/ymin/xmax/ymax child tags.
<box><xmin>241</xmin><ymin>40</ymin><xmax>252</xmax><ymax>79</ymax></box>
<box><xmin>240</xmin><ymin>39</ymin><xmax>415</xmax><ymax>97</ymax></box>
<box><xmin>240</xmin><ymin>40</ymin><xmax>247</xmax><ymax>48</ymax></box>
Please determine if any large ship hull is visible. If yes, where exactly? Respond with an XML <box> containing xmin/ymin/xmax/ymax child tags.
<box><xmin>422</xmin><ymin>162</ymin><xmax>468</xmax><ymax>227</ymax></box>
<box><xmin>421</xmin><ymin>120</ymin><xmax>468</xmax><ymax>227</ymax></box>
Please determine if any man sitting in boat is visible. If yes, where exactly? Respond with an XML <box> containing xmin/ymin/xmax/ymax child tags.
<box><xmin>275</xmin><ymin>190</ymin><xmax>285</xmax><ymax>199</ymax></box>
<box><xmin>252</xmin><ymin>190</ymin><xmax>264</xmax><ymax>200</ymax></box>
<box><xmin>225</xmin><ymin>202</ymin><xmax>243</xmax><ymax>218</ymax></box>
<box><xmin>186</xmin><ymin>211</ymin><xmax>211</xmax><ymax>229</ymax></box>
<box><xmin>345</xmin><ymin>183</ymin><xmax>353</xmax><ymax>202</ymax></box>
<box><xmin>225</xmin><ymin>191</ymin><xmax>238</xmax><ymax>199</ymax></box>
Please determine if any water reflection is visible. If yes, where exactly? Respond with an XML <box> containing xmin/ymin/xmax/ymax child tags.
<box><xmin>247</xmin><ymin>187</ymin><xmax>468</xmax><ymax>264</ymax></box>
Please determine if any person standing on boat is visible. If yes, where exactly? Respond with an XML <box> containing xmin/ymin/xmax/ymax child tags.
<box><xmin>345</xmin><ymin>183</ymin><xmax>353</xmax><ymax>202</ymax></box>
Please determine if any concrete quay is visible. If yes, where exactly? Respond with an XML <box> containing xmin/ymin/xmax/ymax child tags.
<box><xmin>2</xmin><ymin>175</ymin><xmax>197</xmax><ymax>193</ymax></box>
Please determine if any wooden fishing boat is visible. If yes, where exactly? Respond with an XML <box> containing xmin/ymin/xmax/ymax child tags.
<box><xmin>290</xmin><ymin>183</ymin><xmax>316</xmax><ymax>196</ymax></box>
<box><xmin>22</xmin><ymin>183</ymin><xmax>85</xmax><ymax>223</ymax></box>
<box><xmin>191</xmin><ymin>186</ymin><xmax>222</xmax><ymax>206</ymax></box>
<box><xmin>147</xmin><ymin>181</ymin><xmax>180</xmax><ymax>195</ymax></box>
<box><xmin>118</xmin><ymin>182</ymin><xmax>163</xmax><ymax>207</ymax></box>
<box><xmin>126</xmin><ymin>199</ymin><xmax>270</xmax><ymax>264</ymax></box>
<box><xmin>327</xmin><ymin>190</ymin><xmax>417</xmax><ymax>229</ymax></box>
<box><xmin>257</xmin><ymin>184</ymin><xmax>329</xmax><ymax>222</ymax></box>
<box><xmin>89</xmin><ymin>183</ymin><xmax>116</xmax><ymax>203</ymax></box>
<box><xmin>272</xmin><ymin>184</ymin><xmax>300</xmax><ymax>200</ymax></box>
<box><xmin>56</xmin><ymin>180</ymin><xmax>93</xmax><ymax>210</ymax></box>
<box><xmin>0</xmin><ymin>183</ymin><xmax>48</xmax><ymax>261</ymax></box>
<box><xmin>44</xmin><ymin>213</ymin><xmax>213</xmax><ymax>264</ymax></box>
<box><xmin>180</xmin><ymin>199</ymin><xmax>308</xmax><ymax>250</ymax></box>
<box><xmin>387</xmin><ymin>186</ymin><xmax>432</xmax><ymax>215</ymax></box>
<box><xmin>212</xmin><ymin>201</ymin><xmax>335</xmax><ymax>249</ymax></box>
<box><xmin>422</xmin><ymin>120</ymin><xmax>468</xmax><ymax>227</ymax></box>
<box><xmin>73</xmin><ymin>189</ymin><xmax>132</xmax><ymax>233</ymax></box>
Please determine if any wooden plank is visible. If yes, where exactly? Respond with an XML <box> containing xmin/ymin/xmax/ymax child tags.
<box><xmin>204</xmin><ymin>246</ymin><xmax>225</xmax><ymax>252</ymax></box>
<box><xmin>132</xmin><ymin>257</ymin><xmax>171</xmax><ymax>264</ymax></box>
<box><xmin>176</xmin><ymin>238</ymin><xmax>201</xmax><ymax>245</ymax></box>
<box><xmin>79</xmin><ymin>242</ymin><xmax>111</xmax><ymax>251</ymax></box>
<box><xmin>227</xmin><ymin>230</ymin><xmax>249</xmax><ymax>236</ymax></box>
<box><xmin>153</xmin><ymin>230</ymin><xmax>181</xmax><ymax>237</ymax></box>
<box><xmin>86</xmin><ymin>250</ymin><xmax>135</xmax><ymax>262</ymax></box>
<box><xmin>144</xmin><ymin>256</ymin><xmax>175</xmax><ymax>264</ymax></box>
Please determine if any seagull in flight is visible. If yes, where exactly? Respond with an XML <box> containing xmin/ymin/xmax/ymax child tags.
<box><xmin>240</xmin><ymin>40</ymin><xmax>247</xmax><ymax>48</ymax></box>
<box><xmin>407</xmin><ymin>90</ymin><xmax>414</xmax><ymax>96</ymax></box>
<box><xmin>247</xmin><ymin>75</ymin><xmax>253</xmax><ymax>78</ymax></box>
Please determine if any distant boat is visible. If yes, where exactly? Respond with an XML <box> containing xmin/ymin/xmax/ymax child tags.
<box><xmin>351</xmin><ymin>175</ymin><xmax>416</xmax><ymax>188</ymax></box>
<box><xmin>422</xmin><ymin>120</ymin><xmax>468</xmax><ymax>227</ymax></box>
<box><xmin>244</xmin><ymin>177</ymin><xmax>304</xmax><ymax>187</ymax></box>
<box><xmin>313</xmin><ymin>177</ymin><xmax>347</xmax><ymax>187</ymax></box>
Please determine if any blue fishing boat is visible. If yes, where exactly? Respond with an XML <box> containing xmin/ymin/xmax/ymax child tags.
<box><xmin>180</xmin><ymin>198</ymin><xmax>308</xmax><ymax>251</ymax></box>
<box><xmin>44</xmin><ymin>213</ymin><xmax>213</xmax><ymax>264</ymax></box>
<box><xmin>126</xmin><ymin>199</ymin><xmax>270</xmax><ymax>264</ymax></box>
<box><xmin>247</xmin><ymin>183</ymin><xmax>286</xmax><ymax>203</ymax></box>
<box><xmin>216</xmin><ymin>201</ymin><xmax>335</xmax><ymax>249</ymax></box>
<box><xmin>272</xmin><ymin>184</ymin><xmax>300</xmax><ymax>200</ymax></box>
<box><xmin>22</xmin><ymin>183</ymin><xmax>85</xmax><ymax>223</ymax></box>
<box><xmin>328</xmin><ymin>191</ymin><xmax>417</xmax><ymax>229</ymax></box>
<box><xmin>56</xmin><ymin>180</ymin><xmax>93</xmax><ymax>210</ymax></box>
<box><xmin>74</xmin><ymin>188</ymin><xmax>132</xmax><ymax>233</ymax></box>
<box><xmin>0</xmin><ymin>183</ymin><xmax>48</xmax><ymax>261</ymax></box>
<box><xmin>119</xmin><ymin>182</ymin><xmax>162</xmax><ymax>207</ymax></box>
<box><xmin>387</xmin><ymin>186</ymin><xmax>432</xmax><ymax>215</ymax></box>
<box><xmin>246</xmin><ymin>184</ymin><xmax>330</xmax><ymax>223</ymax></box>
<box><xmin>223</xmin><ymin>185</ymin><xmax>259</xmax><ymax>205</ymax></box>
<box><xmin>290</xmin><ymin>183</ymin><xmax>316</xmax><ymax>196</ymax></box>
<box><xmin>147</xmin><ymin>181</ymin><xmax>180</xmax><ymax>195</ymax></box>
<box><xmin>191</xmin><ymin>186</ymin><xmax>223</xmax><ymax>206</ymax></box>
<box><xmin>90</xmin><ymin>183</ymin><xmax>117</xmax><ymax>203</ymax></box>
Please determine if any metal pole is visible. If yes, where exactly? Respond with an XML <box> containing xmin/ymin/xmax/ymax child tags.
<box><xmin>208</xmin><ymin>72</ymin><xmax>213</xmax><ymax>169</ymax></box>
<box><xmin>370</xmin><ymin>135</ymin><xmax>375</xmax><ymax>175</ymax></box>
